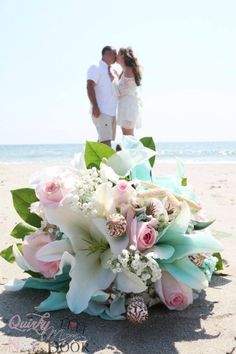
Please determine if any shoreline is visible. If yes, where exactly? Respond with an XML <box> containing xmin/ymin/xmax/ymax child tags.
<box><xmin>1</xmin><ymin>159</ymin><xmax>236</xmax><ymax>165</ymax></box>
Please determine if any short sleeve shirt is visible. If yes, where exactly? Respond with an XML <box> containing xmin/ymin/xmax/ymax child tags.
<box><xmin>87</xmin><ymin>60</ymin><xmax>117</xmax><ymax>116</ymax></box>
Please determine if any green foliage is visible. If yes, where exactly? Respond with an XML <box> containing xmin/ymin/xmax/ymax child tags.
<box><xmin>24</xmin><ymin>270</ymin><xmax>44</xmax><ymax>278</ymax></box>
<box><xmin>11</xmin><ymin>222</ymin><xmax>37</xmax><ymax>239</ymax></box>
<box><xmin>85</xmin><ymin>141</ymin><xmax>115</xmax><ymax>169</ymax></box>
<box><xmin>11</xmin><ymin>188</ymin><xmax>42</xmax><ymax>227</ymax></box>
<box><xmin>0</xmin><ymin>243</ymin><xmax>22</xmax><ymax>263</ymax></box>
<box><xmin>181</xmin><ymin>177</ymin><xmax>188</xmax><ymax>186</ymax></box>
<box><xmin>23</xmin><ymin>272</ymin><xmax>71</xmax><ymax>291</ymax></box>
<box><xmin>193</xmin><ymin>219</ymin><xmax>215</xmax><ymax>230</ymax></box>
<box><xmin>140</xmin><ymin>137</ymin><xmax>156</xmax><ymax>167</ymax></box>
<box><xmin>0</xmin><ymin>245</ymin><xmax>15</xmax><ymax>263</ymax></box>
<box><xmin>213</xmin><ymin>252</ymin><xmax>223</xmax><ymax>271</ymax></box>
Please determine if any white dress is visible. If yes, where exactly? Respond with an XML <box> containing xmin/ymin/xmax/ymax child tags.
<box><xmin>113</xmin><ymin>75</ymin><xmax>142</xmax><ymax>129</ymax></box>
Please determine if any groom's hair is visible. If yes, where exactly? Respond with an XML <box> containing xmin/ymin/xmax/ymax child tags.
<box><xmin>102</xmin><ymin>46</ymin><xmax>113</xmax><ymax>56</ymax></box>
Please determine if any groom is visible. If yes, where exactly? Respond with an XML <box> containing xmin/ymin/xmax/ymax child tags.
<box><xmin>87</xmin><ymin>46</ymin><xmax>117</xmax><ymax>146</ymax></box>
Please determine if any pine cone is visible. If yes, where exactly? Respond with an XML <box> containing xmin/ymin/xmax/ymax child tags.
<box><xmin>106</xmin><ymin>214</ymin><xmax>127</xmax><ymax>238</ymax></box>
<box><xmin>126</xmin><ymin>296</ymin><xmax>148</xmax><ymax>324</ymax></box>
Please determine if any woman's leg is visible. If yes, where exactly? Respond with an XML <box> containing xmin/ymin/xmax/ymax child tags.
<box><xmin>122</xmin><ymin>127</ymin><xmax>134</xmax><ymax>136</ymax></box>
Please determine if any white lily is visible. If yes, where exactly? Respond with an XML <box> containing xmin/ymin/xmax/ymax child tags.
<box><xmin>100</xmin><ymin>161</ymin><xmax>119</xmax><ymax>184</ymax></box>
<box><xmin>106</xmin><ymin>135</ymin><xmax>156</xmax><ymax>177</ymax></box>
<box><xmin>70</xmin><ymin>148</ymin><xmax>87</xmax><ymax>176</ymax></box>
<box><xmin>36</xmin><ymin>199</ymin><xmax>131</xmax><ymax>314</ymax></box>
<box><xmin>93</xmin><ymin>182</ymin><xmax>116</xmax><ymax>217</ymax></box>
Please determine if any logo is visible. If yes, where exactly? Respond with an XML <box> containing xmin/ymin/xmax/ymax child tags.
<box><xmin>7</xmin><ymin>312</ymin><xmax>89</xmax><ymax>353</ymax></box>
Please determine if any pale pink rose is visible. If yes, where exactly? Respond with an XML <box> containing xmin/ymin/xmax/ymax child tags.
<box><xmin>129</xmin><ymin>216</ymin><xmax>157</xmax><ymax>251</ymax></box>
<box><xmin>22</xmin><ymin>231</ymin><xmax>59</xmax><ymax>278</ymax></box>
<box><xmin>155</xmin><ymin>271</ymin><xmax>193</xmax><ymax>310</ymax></box>
<box><xmin>136</xmin><ymin>222</ymin><xmax>157</xmax><ymax>251</ymax></box>
<box><xmin>112</xmin><ymin>180</ymin><xmax>136</xmax><ymax>207</ymax></box>
<box><xmin>36</xmin><ymin>176</ymin><xmax>70</xmax><ymax>207</ymax></box>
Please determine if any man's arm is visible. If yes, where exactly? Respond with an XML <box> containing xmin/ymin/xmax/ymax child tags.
<box><xmin>87</xmin><ymin>80</ymin><xmax>100</xmax><ymax>118</ymax></box>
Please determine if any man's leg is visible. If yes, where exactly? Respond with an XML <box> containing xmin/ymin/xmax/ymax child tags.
<box><xmin>93</xmin><ymin>113</ymin><xmax>113</xmax><ymax>146</ymax></box>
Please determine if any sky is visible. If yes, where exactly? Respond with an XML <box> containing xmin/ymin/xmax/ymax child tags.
<box><xmin>0</xmin><ymin>0</ymin><xmax>235</xmax><ymax>144</ymax></box>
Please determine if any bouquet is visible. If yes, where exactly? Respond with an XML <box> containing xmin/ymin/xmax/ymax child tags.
<box><xmin>1</xmin><ymin>136</ymin><xmax>223</xmax><ymax>323</ymax></box>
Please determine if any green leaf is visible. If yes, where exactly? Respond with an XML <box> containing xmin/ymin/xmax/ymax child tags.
<box><xmin>140</xmin><ymin>137</ymin><xmax>156</xmax><ymax>167</ymax></box>
<box><xmin>213</xmin><ymin>252</ymin><xmax>223</xmax><ymax>271</ymax></box>
<box><xmin>193</xmin><ymin>219</ymin><xmax>215</xmax><ymax>230</ymax></box>
<box><xmin>0</xmin><ymin>245</ymin><xmax>15</xmax><ymax>263</ymax></box>
<box><xmin>0</xmin><ymin>243</ymin><xmax>22</xmax><ymax>263</ymax></box>
<box><xmin>85</xmin><ymin>141</ymin><xmax>115</xmax><ymax>169</ymax></box>
<box><xmin>23</xmin><ymin>273</ymin><xmax>71</xmax><ymax>291</ymax></box>
<box><xmin>181</xmin><ymin>177</ymin><xmax>188</xmax><ymax>186</ymax></box>
<box><xmin>24</xmin><ymin>270</ymin><xmax>44</xmax><ymax>278</ymax></box>
<box><xmin>11</xmin><ymin>222</ymin><xmax>37</xmax><ymax>239</ymax></box>
<box><xmin>11</xmin><ymin>188</ymin><xmax>42</xmax><ymax>227</ymax></box>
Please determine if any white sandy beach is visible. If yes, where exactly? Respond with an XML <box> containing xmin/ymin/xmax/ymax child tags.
<box><xmin>0</xmin><ymin>162</ymin><xmax>236</xmax><ymax>354</ymax></box>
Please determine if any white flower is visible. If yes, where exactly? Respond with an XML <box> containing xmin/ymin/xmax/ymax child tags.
<box><xmin>122</xmin><ymin>249</ymin><xmax>129</xmax><ymax>257</ymax></box>
<box><xmin>129</xmin><ymin>245</ymin><xmax>136</xmax><ymax>251</ymax></box>
<box><xmin>38</xmin><ymin>204</ymin><xmax>130</xmax><ymax>314</ymax></box>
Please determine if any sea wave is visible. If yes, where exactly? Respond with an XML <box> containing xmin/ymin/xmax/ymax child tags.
<box><xmin>0</xmin><ymin>141</ymin><xmax>236</xmax><ymax>163</ymax></box>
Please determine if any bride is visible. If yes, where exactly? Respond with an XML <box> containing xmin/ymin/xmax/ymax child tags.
<box><xmin>112</xmin><ymin>47</ymin><xmax>142</xmax><ymax>136</ymax></box>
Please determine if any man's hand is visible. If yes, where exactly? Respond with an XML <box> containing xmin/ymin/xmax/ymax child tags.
<box><xmin>92</xmin><ymin>105</ymin><xmax>100</xmax><ymax>118</ymax></box>
<box><xmin>87</xmin><ymin>80</ymin><xmax>100</xmax><ymax>118</ymax></box>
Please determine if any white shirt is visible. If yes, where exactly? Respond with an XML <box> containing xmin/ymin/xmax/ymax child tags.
<box><xmin>87</xmin><ymin>60</ymin><xmax>117</xmax><ymax>116</ymax></box>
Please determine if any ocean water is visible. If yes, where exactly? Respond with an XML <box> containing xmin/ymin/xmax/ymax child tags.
<box><xmin>0</xmin><ymin>141</ymin><xmax>236</xmax><ymax>163</ymax></box>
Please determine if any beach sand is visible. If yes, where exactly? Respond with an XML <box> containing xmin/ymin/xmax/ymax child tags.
<box><xmin>0</xmin><ymin>162</ymin><xmax>236</xmax><ymax>354</ymax></box>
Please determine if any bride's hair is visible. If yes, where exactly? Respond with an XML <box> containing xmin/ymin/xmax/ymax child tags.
<box><xmin>119</xmin><ymin>47</ymin><xmax>142</xmax><ymax>86</ymax></box>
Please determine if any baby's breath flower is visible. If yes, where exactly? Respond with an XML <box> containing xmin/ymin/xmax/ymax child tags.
<box><xmin>129</xmin><ymin>245</ymin><xmax>136</xmax><ymax>251</ymax></box>
<box><xmin>106</xmin><ymin>248</ymin><xmax>161</xmax><ymax>286</ymax></box>
<box><xmin>72</xmin><ymin>167</ymin><xmax>102</xmax><ymax>214</ymax></box>
<box><xmin>122</xmin><ymin>249</ymin><xmax>129</xmax><ymax>257</ymax></box>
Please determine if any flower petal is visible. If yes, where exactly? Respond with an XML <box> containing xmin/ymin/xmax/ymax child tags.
<box><xmin>36</xmin><ymin>291</ymin><xmax>68</xmax><ymax>311</ymax></box>
<box><xmin>122</xmin><ymin>135</ymin><xmax>156</xmax><ymax>166</ymax></box>
<box><xmin>84</xmin><ymin>301</ymin><xmax>106</xmax><ymax>316</ymax></box>
<box><xmin>4</xmin><ymin>279</ymin><xmax>26</xmax><ymax>291</ymax></box>
<box><xmin>110</xmin><ymin>294</ymin><xmax>126</xmax><ymax>317</ymax></box>
<box><xmin>12</xmin><ymin>243</ymin><xmax>36</xmax><ymax>271</ymax></box>
<box><xmin>161</xmin><ymin>257</ymin><xmax>208</xmax><ymax>290</ymax></box>
<box><xmin>145</xmin><ymin>244</ymin><xmax>175</xmax><ymax>260</ymax></box>
<box><xmin>36</xmin><ymin>239</ymin><xmax>74</xmax><ymax>262</ymax></box>
<box><xmin>45</xmin><ymin>205</ymin><xmax>92</xmax><ymax>253</ymax></box>
<box><xmin>106</xmin><ymin>150</ymin><xmax>133</xmax><ymax>177</ymax></box>
<box><xmin>114</xmin><ymin>270</ymin><xmax>147</xmax><ymax>293</ymax></box>
<box><xmin>45</xmin><ymin>203</ymin><xmax>90</xmax><ymax>235</ymax></box>
<box><xmin>93</xmin><ymin>218</ymin><xmax>129</xmax><ymax>255</ymax></box>
<box><xmin>164</xmin><ymin>231</ymin><xmax>223</xmax><ymax>263</ymax></box>
<box><xmin>100</xmin><ymin>162</ymin><xmax>119</xmax><ymax>183</ymax></box>
<box><xmin>57</xmin><ymin>251</ymin><xmax>76</xmax><ymax>276</ymax></box>
<box><xmin>159</xmin><ymin>202</ymin><xmax>190</xmax><ymax>243</ymax></box>
<box><xmin>93</xmin><ymin>182</ymin><xmax>116</xmax><ymax>217</ymax></box>
<box><xmin>91</xmin><ymin>290</ymin><xmax>110</xmax><ymax>303</ymax></box>
<box><xmin>66</xmin><ymin>252</ymin><xmax>115</xmax><ymax>314</ymax></box>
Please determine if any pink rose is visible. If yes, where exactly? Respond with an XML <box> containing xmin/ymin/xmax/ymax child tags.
<box><xmin>112</xmin><ymin>180</ymin><xmax>136</xmax><ymax>207</ymax></box>
<box><xmin>36</xmin><ymin>176</ymin><xmax>70</xmax><ymax>207</ymax></box>
<box><xmin>155</xmin><ymin>271</ymin><xmax>193</xmax><ymax>310</ymax></box>
<box><xmin>22</xmin><ymin>231</ymin><xmax>59</xmax><ymax>278</ymax></box>
<box><xmin>136</xmin><ymin>222</ymin><xmax>157</xmax><ymax>251</ymax></box>
<box><xmin>129</xmin><ymin>216</ymin><xmax>157</xmax><ymax>251</ymax></box>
